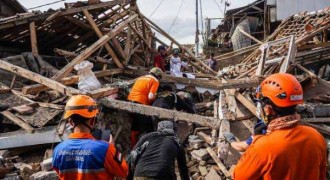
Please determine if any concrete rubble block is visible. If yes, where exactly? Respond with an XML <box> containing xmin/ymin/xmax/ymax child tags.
<box><xmin>191</xmin><ymin>148</ymin><xmax>210</xmax><ymax>161</ymax></box>
<box><xmin>29</xmin><ymin>170</ymin><xmax>58</xmax><ymax>180</ymax></box>
<box><xmin>189</xmin><ymin>139</ymin><xmax>204</xmax><ymax>149</ymax></box>
<box><xmin>198</xmin><ymin>165</ymin><xmax>208</xmax><ymax>176</ymax></box>
<box><xmin>0</xmin><ymin>150</ymin><xmax>10</xmax><ymax>159</ymax></box>
<box><xmin>199</xmin><ymin>160</ymin><xmax>207</xmax><ymax>166</ymax></box>
<box><xmin>187</xmin><ymin>160</ymin><xmax>196</xmax><ymax>167</ymax></box>
<box><xmin>191</xmin><ymin>172</ymin><xmax>200</xmax><ymax>180</ymax></box>
<box><xmin>14</xmin><ymin>163</ymin><xmax>32</xmax><ymax>172</ymax></box>
<box><xmin>41</xmin><ymin>158</ymin><xmax>52</xmax><ymax>171</ymax></box>
<box><xmin>188</xmin><ymin>135</ymin><xmax>200</xmax><ymax>141</ymax></box>
<box><xmin>205</xmin><ymin>167</ymin><xmax>221</xmax><ymax>180</ymax></box>
<box><xmin>11</xmin><ymin>105</ymin><xmax>35</xmax><ymax>115</ymax></box>
<box><xmin>188</xmin><ymin>165</ymin><xmax>199</xmax><ymax>174</ymax></box>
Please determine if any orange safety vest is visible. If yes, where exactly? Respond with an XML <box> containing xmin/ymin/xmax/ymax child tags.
<box><xmin>127</xmin><ymin>75</ymin><xmax>159</xmax><ymax>105</ymax></box>
<box><xmin>234</xmin><ymin>125</ymin><xmax>327</xmax><ymax>180</ymax></box>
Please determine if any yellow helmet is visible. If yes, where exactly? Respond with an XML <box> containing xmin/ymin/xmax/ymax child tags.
<box><xmin>63</xmin><ymin>95</ymin><xmax>99</xmax><ymax>119</ymax></box>
<box><xmin>149</xmin><ymin>67</ymin><xmax>163</xmax><ymax>78</ymax></box>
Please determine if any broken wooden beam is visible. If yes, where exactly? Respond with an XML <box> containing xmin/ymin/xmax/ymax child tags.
<box><xmin>22</xmin><ymin>69</ymin><xmax>123</xmax><ymax>94</ymax></box>
<box><xmin>83</xmin><ymin>9</ymin><xmax>123</xmax><ymax>69</ymax></box>
<box><xmin>26</xmin><ymin>14</ymin><xmax>138</xmax><ymax>93</ymax></box>
<box><xmin>206</xmin><ymin>146</ymin><xmax>230</xmax><ymax>178</ymax></box>
<box><xmin>29</xmin><ymin>22</ymin><xmax>38</xmax><ymax>56</ymax></box>
<box><xmin>0</xmin><ymin>60</ymin><xmax>83</xmax><ymax>96</ymax></box>
<box><xmin>88</xmin><ymin>87</ymin><xmax>119</xmax><ymax>99</ymax></box>
<box><xmin>99</xmin><ymin>98</ymin><xmax>221</xmax><ymax>128</ymax></box>
<box><xmin>52</xmin><ymin>14</ymin><xmax>137</xmax><ymax>81</ymax></box>
<box><xmin>124</xmin><ymin>69</ymin><xmax>262</xmax><ymax>90</ymax></box>
<box><xmin>1</xmin><ymin>111</ymin><xmax>34</xmax><ymax>133</ymax></box>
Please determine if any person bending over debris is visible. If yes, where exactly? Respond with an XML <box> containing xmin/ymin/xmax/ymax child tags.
<box><xmin>130</xmin><ymin>120</ymin><xmax>189</xmax><ymax>180</ymax></box>
<box><xmin>152</xmin><ymin>85</ymin><xmax>196</xmax><ymax>114</ymax></box>
<box><xmin>128</xmin><ymin>67</ymin><xmax>163</xmax><ymax>147</ymax></box>
<box><xmin>52</xmin><ymin>95</ymin><xmax>128</xmax><ymax>180</ymax></box>
<box><xmin>234</xmin><ymin>73</ymin><xmax>327</xmax><ymax>180</ymax></box>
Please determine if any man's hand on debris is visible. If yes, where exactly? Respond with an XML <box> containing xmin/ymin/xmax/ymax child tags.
<box><xmin>223</xmin><ymin>132</ymin><xmax>237</xmax><ymax>144</ymax></box>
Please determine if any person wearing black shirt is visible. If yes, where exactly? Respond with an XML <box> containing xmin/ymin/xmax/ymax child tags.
<box><xmin>132</xmin><ymin>121</ymin><xmax>189</xmax><ymax>180</ymax></box>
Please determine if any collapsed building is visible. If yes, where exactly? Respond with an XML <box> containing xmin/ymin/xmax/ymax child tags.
<box><xmin>0</xmin><ymin>0</ymin><xmax>330</xmax><ymax>179</ymax></box>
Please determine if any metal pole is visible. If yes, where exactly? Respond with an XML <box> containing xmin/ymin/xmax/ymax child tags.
<box><xmin>195</xmin><ymin>0</ymin><xmax>199</xmax><ymax>57</ymax></box>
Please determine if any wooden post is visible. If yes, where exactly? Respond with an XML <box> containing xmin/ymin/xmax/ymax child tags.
<box><xmin>29</xmin><ymin>22</ymin><xmax>38</xmax><ymax>56</ymax></box>
<box><xmin>206</xmin><ymin>146</ymin><xmax>230</xmax><ymax>178</ymax></box>
<box><xmin>83</xmin><ymin>9</ymin><xmax>123</xmax><ymax>69</ymax></box>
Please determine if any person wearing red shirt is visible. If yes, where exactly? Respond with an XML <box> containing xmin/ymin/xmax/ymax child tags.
<box><xmin>154</xmin><ymin>45</ymin><xmax>167</xmax><ymax>72</ymax></box>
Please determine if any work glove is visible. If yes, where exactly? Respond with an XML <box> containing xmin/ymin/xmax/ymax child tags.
<box><xmin>223</xmin><ymin>132</ymin><xmax>237</xmax><ymax>144</ymax></box>
<box><xmin>254</xmin><ymin>121</ymin><xmax>267</xmax><ymax>135</ymax></box>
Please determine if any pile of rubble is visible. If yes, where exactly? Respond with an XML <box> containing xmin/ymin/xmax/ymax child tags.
<box><xmin>0</xmin><ymin>0</ymin><xmax>330</xmax><ymax>179</ymax></box>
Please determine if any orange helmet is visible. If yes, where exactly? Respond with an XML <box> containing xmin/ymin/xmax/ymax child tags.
<box><xmin>257</xmin><ymin>73</ymin><xmax>303</xmax><ymax>107</ymax></box>
<box><xmin>63</xmin><ymin>95</ymin><xmax>99</xmax><ymax>119</ymax></box>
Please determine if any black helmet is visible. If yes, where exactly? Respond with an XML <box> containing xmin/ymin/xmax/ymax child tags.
<box><xmin>158</xmin><ymin>45</ymin><xmax>166</xmax><ymax>52</ymax></box>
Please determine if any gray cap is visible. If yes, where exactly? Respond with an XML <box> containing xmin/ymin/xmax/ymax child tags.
<box><xmin>157</xmin><ymin>120</ymin><xmax>174</xmax><ymax>132</ymax></box>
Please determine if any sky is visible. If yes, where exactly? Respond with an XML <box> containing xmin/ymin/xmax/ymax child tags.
<box><xmin>17</xmin><ymin>0</ymin><xmax>255</xmax><ymax>44</ymax></box>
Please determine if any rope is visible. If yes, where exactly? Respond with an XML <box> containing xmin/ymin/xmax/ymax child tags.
<box><xmin>27</xmin><ymin>0</ymin><xmax>66</xmax><ymax>10</ymax></box>
<box><xmin>168</xmin><ymin>0</ymin><xmax>185</xmax><ymax>34</ymax></box>
<box><xmin>212</xmin><ymin>0</ymin><xmax>225</xmax><ymax>16</ymax></box>
<box><xmin>149</xmin><ymin>0</ymin><xmax>165</xmax><ymax>18</ymax></box>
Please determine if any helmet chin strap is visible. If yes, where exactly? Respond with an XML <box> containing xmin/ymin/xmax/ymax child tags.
<box><xmin>72</xmin><ymin>117</ymin><xmax>96</xmax><ymax>132</ymax></box>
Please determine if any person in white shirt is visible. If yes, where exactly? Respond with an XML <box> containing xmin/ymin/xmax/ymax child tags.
<box><xmin>170</xmin><ymin>48</ymin><xmax>189</xmax><ymax>77</ymax></box>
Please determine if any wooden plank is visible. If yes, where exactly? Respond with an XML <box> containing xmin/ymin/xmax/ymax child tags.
<box><xmin>22</xmin><ymin>69</ymin><xmax>123</xmax><ymax>94</ymax></box>
<box><xmin>38</xmin><ymin>14</ymin><xmax>137</xmax><ymax>92</ymax></box>
<box><xmin>99</xmin><ymin>98</ymin><xmax>221</xmax><ymax>128</ymax></box>
<box><xmin>206</xmin><ymin>146</ymin><xmax>230</xmax><ymax>178</ymax></box>
<box><xmin>0</xmin><ymin>60</ymin><xmax>83</xmax><ymax>96</ymax></box>
<box><xmin>29</xmin><ymin>22</ymin><xmax>38</xmax><ymax>56</ymax></box>
<box><xmin>238</xmin><ymin>27</ymin><xmax>263</xmax><ymax>45</ymax></box>
<box><xmin>111</xmin><ymin>37</ymin><xmax>127</xmax><ymax>58</ymax></box>
<box><xmin>47</xmin><ymin>0</ymin><xmax>127</xmax><ymax>20</ymax></box>
<box><xmin>88</xmin><ymin>87</ymin><xmax>119</xmax><ymax>99</ymax></box>
<box><xmin>124</xmin><ymin>69</ymin><xmax>261</xmax><ymax>90</ymax></box>
<box><xmin>83</xmin><ymin>9</ymin><xmax>123</xmax><ymax>69</ymax></box>
<box><xmin>1</xmin><ymin>111</ymin><xmax>34</xmax><ymax>133</ymax></box>
<box><xmin>302</xmin><ymin>117</ymin><xmax>330</xmax><ymax>123</ymax></box>
<box><xmin>197</xmin><ymin>131</ymin><xmax>212</xmax><ymax>145</ymax></box>
<box><xmin>234</xmin><ymin>92</ymin><xmax>257</xmax><ymax>116</ymax></box>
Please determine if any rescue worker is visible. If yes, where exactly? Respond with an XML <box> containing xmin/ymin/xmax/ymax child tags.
<box><xmin>154</xmin><ymin>45</ymin><xmax>167</xmax><ymax>72</ymax></box>
<box><xmin>128</xmin><ymin>67</ymin><xmax>163</xmax><ymax>147</ymax></box>
<box><xmin>128</xmin><ymin>67</ymin><xmax>163</xmax><ymax>105</ymax></box>
<box><xmin>233</xmin><ymin>73</ymin><xmax>327</xmax><ymax>179</ymax></box>
<box><xmin>131</xmin><ymin>120</ymin><xmax>189</xmax><ymax>180</ymax></box>
<box><xmin>52</xmin><ymin>95</ymin><xmax>128</xmax><ymax>180</ymax></box>
<box><xmin>152</xmin><ymin>85</ymin><xmax>196</xmax><ymax>114</ymax></box>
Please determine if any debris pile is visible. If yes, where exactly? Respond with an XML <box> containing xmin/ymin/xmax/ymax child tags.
<box><xmin>0</xmin><ymin>0</ymin><xmax>330</xmax><ymax>179</ymax></box>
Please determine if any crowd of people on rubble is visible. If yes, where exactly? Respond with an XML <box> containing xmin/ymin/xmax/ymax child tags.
<box><xmin>0</xmin><ymin>45</ymin><xmax>327</xmax><ymax>180</ymax></box>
